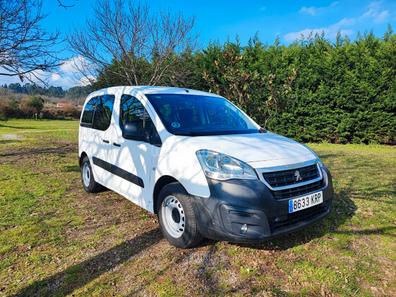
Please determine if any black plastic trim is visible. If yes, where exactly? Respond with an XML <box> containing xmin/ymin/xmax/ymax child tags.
<box><xmin>190</xmin><ymin>166</ymin><xmax>334</xmax><ymax>243</ymax></box>
<box><xmin>92</xmin><ymin>156</ymin><xmax>144</xmax><ymax>188</ymax></box>
<box><xmin>80</xmin><ymin>122</ymin><xmax>93</xmax><ymax>128</ymax></box>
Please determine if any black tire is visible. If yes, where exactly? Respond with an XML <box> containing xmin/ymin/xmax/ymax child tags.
<box><xmin>80</xmin><ymin>156</ymin><xmax>103</xmax><ymax>193</ymax></box>
<box><xmin>157</xmin><ymin>183</ymin><xmax>203</xmax><ymax>248</ymax></box>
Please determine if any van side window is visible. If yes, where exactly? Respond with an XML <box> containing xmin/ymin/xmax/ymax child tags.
<box><xmin>81</xmin><ymin>96</ymin><xmax>97</xmax><ymax>127</ymax></box>
<box><xmin>120</xmin><ymin>94</ymin><xmax>161</xmax><ymax>145</ymax></box>
<box><xmin>81</xmin><ymin>95</ymin><xmax>115</xmax><ymax>130</ymax></box>
<box><xmin>93</xmin><ymin>95</ymin><xmax>115</xmax><ymax>131</ymax></box>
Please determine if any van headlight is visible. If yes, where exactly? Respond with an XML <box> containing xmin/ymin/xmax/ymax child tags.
<box><xmin>196</xmin><ymin>150</ymin><xmax>257</xmax><ymax>180</ymax></box>
<box><xmin>317</xmin><ymin>159</ymin><xmax>325</xmax><ymax>168</ymax></box>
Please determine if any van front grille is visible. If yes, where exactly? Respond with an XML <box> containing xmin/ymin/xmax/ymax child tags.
<box><xmin>262</xmin><ymin>164</ymin><xmax>319</xmax><ymax>188</ymax></box>
<box><xmin>271</xmin><ymin>180</ymin><xmax>324</xmax><ymax>200</ymax></box>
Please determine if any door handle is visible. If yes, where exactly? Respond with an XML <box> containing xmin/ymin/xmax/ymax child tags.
<box><xmin>113</xmin><ymin>142</ymin><xmax>121</xmax><ymax>147</ymax></box>
<box><xmin>102</xmin><ymin>139</ymin><xmax>110</xmax><ymax>144</ymax></box>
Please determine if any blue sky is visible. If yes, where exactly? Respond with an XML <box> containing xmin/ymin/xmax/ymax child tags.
<box><xmin>2</xmin><ymin>0</ymin><xmax>395</xmax><ymax>88</ymax></box>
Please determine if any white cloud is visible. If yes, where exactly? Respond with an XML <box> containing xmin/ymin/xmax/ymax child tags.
<box><xmin>300</xmin><ymin>7</ymin><xmax>318</xmax><ymax>16</ymax></box>
<box><xmin>79</xmin><ymin>75</ymin><xmax>96</xmax><ymax>86</ymax></box>
<box><xmin>284</xmin><ymin>29</ymin><xmax>323</xmax><ymax>41</ymax></box>
<box><xmin>52</xmin><ymin>56</ymin><xmax>96</xmax><ymax>88</ymax></box>
<box><xmin>0</xmin><ymin>55</ymin><xmax>95</xmax><ymax>89</ymax></box>
<box><xmin>60</xmin><ymin>55</ymin><xmax>88</xmax><ymax>73</ymax></box>
<box><xmin>50</xmin><ymin>73</ymin><xmax>61</xmax><ymax>81</ymax></box>
<box><xmin>299</xmin><ymin>1</ymin><xmax>339</xmax><ymax>16</ymax></box>
<box><xmin>284</xmin><ymin>18</ymin><xmax>355</xmax><ymax>42</ymax></box>
<box><xmin>363</xmin><ymin>1</ymin><xmax>390</xmax><ymax>23</ymax></box>
<box><xmin>286</xmin><ymin>1</ymin><xmax>393</xmax><ymax>42</ymax></box>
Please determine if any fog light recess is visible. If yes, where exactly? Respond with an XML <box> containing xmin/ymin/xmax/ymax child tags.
<box><xmin>240</xmin><ymin>224</ymin><xmax>248</xmax><ymax>234</ymax></box>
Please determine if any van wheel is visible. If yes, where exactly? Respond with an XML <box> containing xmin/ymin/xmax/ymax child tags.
<box><xmin>158</xmin><ymin>183</ymin><xmax>203</xmax><ymax>248</ymax></box>
<box><xmin>80</xmin><ymin>156</ymin><xmax>103</xmax><ymax>193</ymax></box>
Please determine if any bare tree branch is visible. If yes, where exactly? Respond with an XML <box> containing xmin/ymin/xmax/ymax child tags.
<box><xmin>0</xmin><ymin>0</ymin><xmax>61</xmax><ymax>83</ymax></box>
<box><xmin>68</xmin><ymin>0</ymin><xmax>196</xmax><ymax>86</ymax></box>
<box><xmin>56</xmin><ymin>0</ymin><xmax>75</xmax><ymax>8</ymax></box>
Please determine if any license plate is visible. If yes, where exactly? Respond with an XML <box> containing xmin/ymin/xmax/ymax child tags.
<box><xmin>288</xmin><ymin>191</ymin><xmax>323</xmax><ymax>213</ymax></box>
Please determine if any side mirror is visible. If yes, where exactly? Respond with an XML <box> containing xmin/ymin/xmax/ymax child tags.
<box><xmin>123</xmin><ymin>122</ymin><xmax>146</xmax><ymax>141</ymax></box>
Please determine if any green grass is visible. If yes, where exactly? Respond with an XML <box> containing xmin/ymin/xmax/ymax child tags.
<box><xmin>0</xmin><ymin>119</ymin><xmax>395</xmax><ymax>296</ymax></box>
<box><xmin>0</xmin><ymin>119</ymin><xmax>78</xmax><ymax>154</ymax></box>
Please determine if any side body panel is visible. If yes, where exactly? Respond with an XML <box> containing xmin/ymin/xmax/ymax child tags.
<box><xmin>105</xmin><ymin>87</ymin><xmax>161</xmax><ymax>212</ymax></box>
<box><xmin>79</xmin><ymin>89</ymin><xmax>117</xmax><ymax>186</ymax></box>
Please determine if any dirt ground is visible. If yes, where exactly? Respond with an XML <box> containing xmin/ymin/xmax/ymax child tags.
<box><xmin>0</xmin><ymin>120</ymin><xmax>395</xmax><ymax>296</ymax></box>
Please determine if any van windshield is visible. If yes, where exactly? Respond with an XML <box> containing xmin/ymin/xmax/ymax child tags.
<box><xmin>146</xmin><ymin>94</ymin><xmax>259</xmax><ymax>136</ymax></box>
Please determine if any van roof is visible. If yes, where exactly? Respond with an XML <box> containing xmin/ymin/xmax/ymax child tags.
<box><xmin>87</xmin><ymin>86</ymin><xmax>222</xmax><ymax>99</ymax></box>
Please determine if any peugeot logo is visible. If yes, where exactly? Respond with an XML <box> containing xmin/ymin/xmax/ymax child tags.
<box><xmin>294</xmin><ymin>170</ymin><xmax>303</xmax><ymax>182</ymax></box>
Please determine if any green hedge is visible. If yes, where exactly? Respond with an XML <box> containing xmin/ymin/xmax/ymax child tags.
<box><xmin>196</xmin><ymin>32</ymin><xmax>396</xmax><ymax>144</ymax></box>
<box><xmin>96</xmin><ymin>31</ymin><xmax>396</xmax><ymax>144</ymax></box>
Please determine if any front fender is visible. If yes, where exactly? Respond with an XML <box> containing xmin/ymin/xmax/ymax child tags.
<box><xmin>155</xmin><ymin>136</ymin><xmax>210</xmax><ymax>198</ymax></box>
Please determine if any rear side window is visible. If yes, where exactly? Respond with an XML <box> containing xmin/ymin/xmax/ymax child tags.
<box><xmin>93</xmin><ymin>95</ymin><xmax>115</xmax><ymax>131</ymax></box>
<box><xmin>80</xmin><ymin>95</ymin><xmax>115</xmax><ymax>130</ymax></box>
<box><xmin>81</xmin><ymin>97</ymin><xmax>97</xmax><ymax>126</ymax></box>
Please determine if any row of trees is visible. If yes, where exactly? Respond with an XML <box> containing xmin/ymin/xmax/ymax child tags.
<box><xmin>0</xmin><ymin>96</ymin><xmax>80</xmax><ymax>120</ymax></box>
<box><xmin>0</xmin><ymin>96</ymin><xmax>44</xmax><ymax>120</ymax></box>
<box><xmin>92</xmin><ymin>32</ymin><xmax>396</xmax><ymax>145</ymax></box>
<box><xmin>2</xmin><ymin>83</ymin><xmax>92</xmax><ymax>99</ymax></box>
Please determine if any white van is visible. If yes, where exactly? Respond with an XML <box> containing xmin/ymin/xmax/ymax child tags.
<box><xmin>79</xmin><ymin>86</ymin><xmax>333</xmax><ymax>248</ymax></box>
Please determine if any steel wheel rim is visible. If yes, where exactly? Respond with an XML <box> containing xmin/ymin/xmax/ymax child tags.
<box><xmin>82</xmin><ymin>162</ymin><xmax>91</xmax><ymax>187</ymax></box>
<box><xmin>161</xmin><ymin>195</ymin><xmax>185</xmax><ymax>238</ymax></box>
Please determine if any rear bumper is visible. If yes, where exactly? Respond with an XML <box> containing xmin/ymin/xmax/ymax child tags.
<box><xmin>192</xmin><ymin>166</ymin><xmax>334</xmax><ymax>243</ymax></box>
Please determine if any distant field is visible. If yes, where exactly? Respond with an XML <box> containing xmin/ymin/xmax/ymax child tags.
<box><xmin>0</xmin><ymin>119</ymin><xmax>395</xmax><ymax>296</ymax></box>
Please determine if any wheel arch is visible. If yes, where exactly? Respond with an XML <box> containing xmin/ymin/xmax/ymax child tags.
<box><xmin>79</xmin><ymin>151</ymin><xmax>88</xmax><ymax>167</ymax></box>
<box><xmin>153</xmin><ymin>175</ymin><xmax>187</xmax><ymax>214</ymax></box>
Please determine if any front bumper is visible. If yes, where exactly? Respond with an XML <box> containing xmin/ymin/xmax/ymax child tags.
<box><xmin>192</xmin><ymin>167</ymin><xmax>334</xmax><ymax>243</ymax></box>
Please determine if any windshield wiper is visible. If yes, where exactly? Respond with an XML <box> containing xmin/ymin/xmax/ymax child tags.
<box><xmin>173</xmin><ymin>129</ymin><xmax>260</xmax><ymax>136</ymax></box>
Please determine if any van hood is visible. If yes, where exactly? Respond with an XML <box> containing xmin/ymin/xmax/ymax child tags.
<box><xmin>170</xmin><ymin>132</ymin><xmax>317</xmax><ymax>169</ymax></box>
